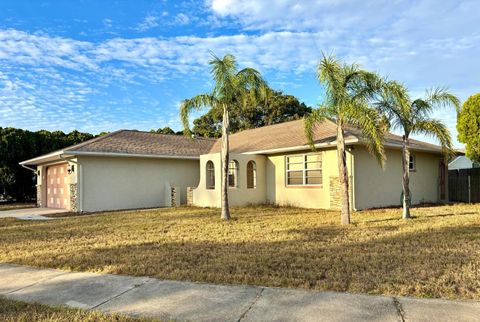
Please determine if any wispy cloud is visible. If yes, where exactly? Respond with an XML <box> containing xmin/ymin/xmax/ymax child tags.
<box><xmin>1</xmin><ymin>0</ymin><xmax>479</xmax><ymax>143</ymax></box>
<box><xmin>135</xmin><ymin>14</ymin><xmax>159</xmax><ymax>32</ymax></box>
<box><xmin>175</xmin><ymin>13</ymin><xmax>190</xmax><ymax>25</ymax></box>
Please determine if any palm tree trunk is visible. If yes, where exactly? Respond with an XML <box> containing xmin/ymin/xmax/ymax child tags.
<box><xmin>221</xmin><ymin>104</ymin><xmax>231</xmax><ymax>220</ymax></box>
<box><xmin>336</xmin><ymin>122</ymin><xmax>350</xmax><ymax>225</ymax></box>
<box><xmin>402</xmin><ymin>135</ymin><xmax>411</xmax><ymax>219</ymax></box>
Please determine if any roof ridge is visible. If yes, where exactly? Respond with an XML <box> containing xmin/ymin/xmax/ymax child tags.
<box><xmin>119</xmin><ymin>129</ymin><xmax>218</xmax><ymax>141</ymax></box>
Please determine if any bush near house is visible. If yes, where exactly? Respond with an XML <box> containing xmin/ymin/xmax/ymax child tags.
<box><xmin>457</xmin><ymin>93</ymin><xmax>480</xmax><ymax>163</ymax></box>
<box><xmin>0</xmin><ymin>205</ymin><xmax>478</xmax><ymax>300</ymax></box>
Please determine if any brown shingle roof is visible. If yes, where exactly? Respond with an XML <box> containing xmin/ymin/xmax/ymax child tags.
<box><xmin>208</xmin><ymin>119</ymin><xmax>442</xmax><ymax>154</ymax></box>
<box><xmin>65</xmin><ymin>130</ymin><xmax>216</xmax><ymax>158</ymax></box>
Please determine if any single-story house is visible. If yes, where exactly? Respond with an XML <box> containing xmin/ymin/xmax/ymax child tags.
<box><xmin>21</xmin><ymin>119</ymin><xmax>448</xmax><ymax>212</ymax></box>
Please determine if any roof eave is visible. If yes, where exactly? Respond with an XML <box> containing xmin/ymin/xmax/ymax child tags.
<box><xmin>66</xmin><ymin>150</ymin><xmax>200</xmax><ymax>160</ymax></box>
<box><xmin>19</xmin><ymin>150</ymin><xmax>68</xmax><ymax>166</ymax></box>
<box><xmin>241</xmin><ymin>139</ymin><xmax>359</xmax><ymax>155</ymax></box>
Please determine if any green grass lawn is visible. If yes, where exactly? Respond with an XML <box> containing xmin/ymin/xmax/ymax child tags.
<box><xmin>0</xmin><ymin>297</ymin><xmax>153</xmax><ymax>322</ymax></box>
<box><xmin>0</xmin><ymin>204</ymin><xmax>479</xmax><ymax>300</ymax></box>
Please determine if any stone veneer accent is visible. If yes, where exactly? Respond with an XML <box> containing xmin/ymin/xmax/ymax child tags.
<box><xmin>329</xmin><ymin>176</ymin><xmax>353</xmax><ymax>210</ymax></box>
<box><xmin>36</xmin><ymin>185</ymin><xmax>42</xmax><ymax>207</ymax></box>
<box><xmin>69</xmin><ymin>183</ymin><xmax>78</xmax><ymax>212</ymax></box>
<box><xmin>170</xmin><ymin>186</ymin><xmax>177</xmax><ymax>207</ymax></box>
<box><xmin>186</xmin><ymin>187</ymin><xmax>194</xmax><ymax>206</ymax></box>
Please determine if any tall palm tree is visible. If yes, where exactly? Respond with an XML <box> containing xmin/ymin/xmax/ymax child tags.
<box><xmin>180</xmin><ymin>53</ymin><xmax>267</xmax><ymax>220</ymax></box>
<box><xmin>376</xmin><ymin>81</ymin><xmax>460</xmax><ymax>219</ymax></box>
<box><xmin>305</xmin><ymin>54</ymin><xmax>386</xmax><ymax>225</ymax></box>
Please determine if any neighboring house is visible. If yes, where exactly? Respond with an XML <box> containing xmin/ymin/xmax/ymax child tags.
<box><xmin>448</xmin><ymin>155</ymin><xmax>480</xmax><ymax>170</ymax></box>
<box><xmin>21</xmin><ymin>119</ymin><xmax>448</xmax><ymax>212</ymax></box>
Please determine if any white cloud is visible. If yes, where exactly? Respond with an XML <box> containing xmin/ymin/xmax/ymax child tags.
<box><xmin>135</xmin><ymin>14</ymin><xmax>159</xmax><ymax>32</ymax></box>
<box><xmin>175</xmin><ymin>13</ymin><xmax>190</xmax><ymax>25</ymax></box>
<box><xmin>102</xmin><ymin>18</ymin><xmax>113</xmax><ymax>28</ymax></box>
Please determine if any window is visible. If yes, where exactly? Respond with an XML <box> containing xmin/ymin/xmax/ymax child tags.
<box><xmin>286</xmin><ymin>153</ymin><xmax>322</xmax><ymax>186</ymax></box>
<box><xmin>228</xmin><ymin>160</ymin><xmax>239</xmax><ymax>187</ymax></box>
<box><xmin>409</xmin><ymin>155</ymin><xmax>416</xmax><ymax>171</ymax></box>
<box><xmin>247</xmin><ymin>161</ymin><xmax>257</xmax><ymax>189</ymax></box>
<box><xmin>206</xmin><ymin>161</ymin><xmax>215</xmax><ymax>189</ymax></box>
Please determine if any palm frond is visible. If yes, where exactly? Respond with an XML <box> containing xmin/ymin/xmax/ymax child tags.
<box><xmin>345</xmin><ymin>102</ymin><xmax>386</xmax><ymax>167</ymax></box>
<box><xmin>375</xmin><ymin>80</ymin><xmax>411</xmax><ymax>133</ymax></box>
<box><xmin>180</xmin><ymin>94</ymin><xmax>216</xmax><ymax>136</ymax></box>
<box><xmin>317</xmin><ymin>53</ymin><xmax>344</xmax><ymax>105</ymax></box>
<box><xmin>304</xmin><ymin>107</ymin><xmax>331</xmax><ymax>150</ymax></box>
<box><xmin>425</xmin><ymin>87</ymin><xmax>461</xmax><ymax>113</ymax></box>
<box><xmin>412</xmin><ymin>118</ymin><xmax>453</xmax><ymax>157</ymax></box>
<box><xmin>236</xmin><ymin>67</ymin><xmax>267</xmax><ymax>108</ymax></box>
<box><xmin>209</xmin><ymin>53</ymin><xmax>238</xmax><ymax>102</ymax></box>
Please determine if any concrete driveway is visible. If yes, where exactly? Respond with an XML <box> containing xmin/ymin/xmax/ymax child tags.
<box><xmin>0</xmin><ymin>207</ymin><xmax>68</xmax><ymax>220</ymax></box>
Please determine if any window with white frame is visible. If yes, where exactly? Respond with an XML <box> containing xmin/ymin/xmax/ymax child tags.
<box><xmin>206</xmin><ymin>161</ymin><xmax>215</xmax><ymax>189</ymax></box>
<box><xmin>286</xmin><ymin>153</ymin><xmax>322</xmax><ymax>186</ymax></box>
<box><xmin>228</xmin><ymin>160</ymin><xmax>239</xmax><ymax>187</ymax></box>
<box><xmin>247</xmin><ymin>161</ymin><xmax>257</xmax><ymax>189</ymax></box>
<box><xmin>409</xmin><ymin>155</ymin><xmax>416</xmax><ymax>171</ymax></box>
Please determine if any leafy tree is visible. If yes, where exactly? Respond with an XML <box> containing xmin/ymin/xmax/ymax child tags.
<box><xmin>305</xmin><ymin>54</ymin><xmax>386</xmax><ymax>225</ymax></box>
<box><xmin>376</xmin><ymin>81</ymin><xmax>460</xmax><ymax>219</ymax></box>
<box><xmin>192</xmin><ymin>91</ymin><xmax>311</xmax><ymax>137</ymax></box>
<box><xmin>457</xmin><ymin>93</ymin><xmax>480</xmax><ymax>162</ymax></box>
<box><xmin>180</xmin><ymin>53</ymin><xmax>267</xmax><ymax>220</ymax></box>
<box><xmin>0</xmin><ymin>128</ymin><xmax>94</xmax><ymax>201</ymax></box>
<box><xmin>150</xmin><ymin>127</ymin><xmax>182</xmax><ymax>135</ymax></box>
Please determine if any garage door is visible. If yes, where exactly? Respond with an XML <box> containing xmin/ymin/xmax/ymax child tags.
<box><xmin>46</xmin><ymin>163</ymin><xmax>69</xmax><ymax>209</ymax></box>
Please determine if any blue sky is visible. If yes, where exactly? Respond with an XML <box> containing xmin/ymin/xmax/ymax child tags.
<box><xmin>0</xmin><ymin>0</ymin><xmax>478</xmax><ymax>147</ymax></box>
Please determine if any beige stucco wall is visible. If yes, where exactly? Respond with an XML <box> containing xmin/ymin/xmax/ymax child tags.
<box><xmin>193</xmin><ymin>153</ymin><xmax>267</xmax><ymax>207</ymax></box>
<box><xmin>265</xmin><ymin>148</ymin><xmax>353</xmax><ymax>209</ymax></box>
<box><xmin>79</xmin><ymin>156</ymin><xmax>199</xmax><ymax>212</ymax></box>
<box><xmin>352</xmin><ymin>146</ymin><xmax>444</xmax><ymax>209</ymax></box>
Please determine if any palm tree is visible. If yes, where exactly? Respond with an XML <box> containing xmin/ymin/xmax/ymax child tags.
<box><xmin>375</xmin><ymin>81</ymin><xmax>460</xmax><ymax>219</ymax></box>
<box><xmin>305</xmin><ymin>54</ymin><xmax>386</xmax><ymax>225</ymax></box>
<box><xmin>180</xmin><ymin>53</ymin><xmax>267</xmax><ymax>220</ymax></box>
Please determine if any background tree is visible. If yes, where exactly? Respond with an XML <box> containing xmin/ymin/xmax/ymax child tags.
<box><xmin>150</xmin><ymin>127</ymin><xmax>182</xmax><ymax>135</ymax></box>
<box><xmin>457</xmin><ymin>93</ymin><xmax>480</xmax><ymax>162</ymax></box>
<box><xmin>192</xmin><ymin>91</ymin><xmax>311</xmax><ymax>137</ymax></box>
<box><xmin>180</xmin><ymin>53</ymin><xmax>267</xmax><ymax>220</ymax></box>
<box><xmin>0</xmin><ymin>128</ymin><xmax>94</xmax><ymax>202</ymax></box>
<box><xmin>305</xmin><ymin>54</ymin><xmax>386</xmax><ymax>225</ymax></box>
<box><xmin>376</xmin><ymin>81</ymin><xmax>460</xmax><ymax>219</ymax></box>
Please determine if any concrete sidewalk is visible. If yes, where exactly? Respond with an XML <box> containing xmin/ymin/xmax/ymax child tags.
<box><xmin>1</xmin><ymin>263</ymin><xmax>478</xmax><ymax>322</ymax></box>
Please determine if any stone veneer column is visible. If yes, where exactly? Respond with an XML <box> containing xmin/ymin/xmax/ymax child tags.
<box><xmin>329</xmin><ymin>176</ymin><xmax>353</xmax><ymax>210</ymax></box>
<box><xmin>186</xmin><ymin>187</ymin><xmax>194</xmax><ymax>206</ymax></box>
<box><xmin>69</xmin><ymin>183</ymin><xmax>78</xmax><ymax>212</ymax></box>
<box><xmin>170</xmin><ymin>187</ymin><xmax>177</xmax><ymax>207</ymax></box>
<box><xmin>36</xmin><ymin>185</ymin><xmax>42</xmax><ymax>208</ymax></box>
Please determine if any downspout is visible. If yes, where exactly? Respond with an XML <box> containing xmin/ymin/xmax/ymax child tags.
<box><xmin>347</xmin><ymin>146</ymin><xmax>357</xmax><ymax>211</ymax></box>
<box><xmin>21</xmin><ymin>164</ymin><xmax>38</xmax><ymax>174</ymax></box>
<box><xmin>59</xmin><ymin>154</ymin><xmax>83</xmax><ymax>212</ymax></box>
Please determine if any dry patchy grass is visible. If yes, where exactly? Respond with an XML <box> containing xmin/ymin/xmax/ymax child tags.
<box><xmin>0</xmin><ymin>297</ymin><xmax>154</xmax><ymax>322</ymax></box>
<box><xmin>0</xmin><ymin>203</ymin><xmax>36</xmax><ymax>211</ymax></box>
<box><xmin>0</xmin><ymin>204</ymin><xmax>479</xmax><ymax>300</ymax></box>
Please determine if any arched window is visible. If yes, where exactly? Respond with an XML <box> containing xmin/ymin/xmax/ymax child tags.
<box><xmin>206</xmin><ymin>161</ymin><xmax>215</xmax><ymax>189</ymax></box>
<box><xmin>228</xmin><ymin>160</ymin><xmax>239</xmax><ymax>188</ymax></box>
<box><xmin>247</xmin><ymin>161</ymin><xmax>256</xmax><ymax>189</ymax></box>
